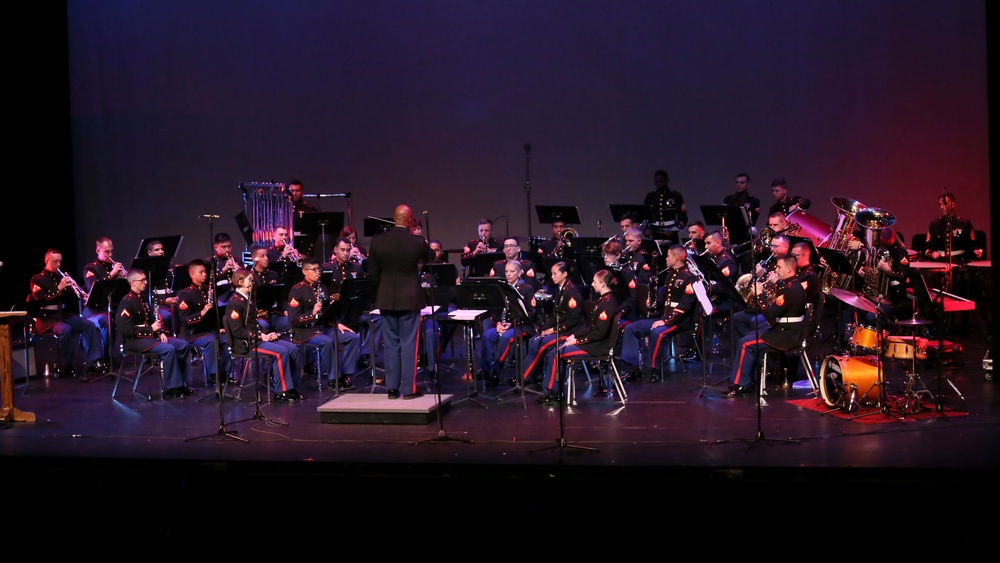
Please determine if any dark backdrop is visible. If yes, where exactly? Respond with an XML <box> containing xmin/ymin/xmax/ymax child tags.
<box><xmin>2</xmin><ymin>1</ymin><xmax>992</xmax><ymax>319</ymax></box>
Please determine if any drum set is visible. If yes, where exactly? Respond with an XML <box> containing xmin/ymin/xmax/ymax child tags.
<box><xmin>780</xmin><ymin>196</ymin><xmax>937</xmax><ymax>415</ymax></box>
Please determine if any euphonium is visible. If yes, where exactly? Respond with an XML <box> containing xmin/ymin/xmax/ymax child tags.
<box><xmin>862</xmin><ymin>248</ymin><xmax>891</xmax><ymax>301</ymax></box>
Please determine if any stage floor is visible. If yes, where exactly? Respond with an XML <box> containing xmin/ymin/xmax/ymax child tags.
<box><xmin>2</xmin><ymin>312</ymin><xmax>997</xmax><ymax>535</ymax></box>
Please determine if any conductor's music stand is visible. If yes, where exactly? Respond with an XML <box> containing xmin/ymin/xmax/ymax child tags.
<box><xmin>448</xmin><ymin>282</ymin><xmax>505</xmax><ymax>405</ymax></box>
<box><xmin>701</xmin><ymin>205</ymin><xmax>752</xmax><ymax>248</ymax></box>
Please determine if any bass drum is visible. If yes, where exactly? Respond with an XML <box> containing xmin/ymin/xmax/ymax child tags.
<box><xmin>820</xmin><ymin>355</ymin><xmax>881</xmax><ymax>409</ymax></box>
<box><xmin>786</xmin><ymin>208</ymin><xmax>834</xmax><ymax>248</ymax></box>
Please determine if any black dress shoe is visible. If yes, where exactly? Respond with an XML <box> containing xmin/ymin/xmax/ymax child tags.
<box><xmin>62</xmin><ymin>365</ymin><xmax>79</xmax><ymax>379</ymax></box>
<box><xmin>649</xmin><ymin>369</ymin><xmax>662</xmax><ymax>383</ymax></box>
<box><xmin>87</xmin><ymin>360</ymin><xmax>109</xmax><ymax>374</ymax></box>
<box><xmin>723</xmin><ymin>384</ymin><xmax>752</xmax><ymax>398</ymax></box>
<box><xmin>288</xmin><ymin>389</ymin><xmax>305</xmax><ymax>400</ymax></box>
<box><xmin>402</xmin><ymin>391</ymin><xmax>424</xmax><ymax>400</ymax></box>
<box><xmin>535</xmin><ymin>393</ymin><xmax>560</xmax><ymax>405</ymax></box>
<box><xmin>681</xmin><ymin>350</ymin><xmax>701</xmax><ymax>361</ymax></box>
<box><xmin>338</xmin><ymin>376</ymin><xmax>356</xmax><ymax>391</ymax></box>
<box><xmin>275</xmin><ymin>391</ymin><xmax>300</xmax><ymax>403</ymax></box>
<box><xmin>387</xmin><ymin>389</ymin><xmax>400</xmax><ymax>399</ymax></box>
<box><xmin>504</xmin><ymin>377</ymin><xmax>518</xmax><ymax>387</ymax></box>
<box><xmin>163</xmin><ymin>388</ymin><xmax>185</xmax><ymax>399</ymax></box>
<box><xmin>179</xmin><ymin>386</ymin><xmax>196</xmax><ymax>396</ymax></box>
<box><xmin>593</xmin><ymin>385</ymin><xmax>609</xmax><ymax>397</ymax></box>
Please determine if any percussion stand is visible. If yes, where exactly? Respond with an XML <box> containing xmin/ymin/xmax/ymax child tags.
<box><xmin>930</xmin><ymin>287</ymin><xmax>964</xmax><ymax>414</ymax></box>
<box><xmin>896</xmin><ymin>317</ymin><xmax>934</xmax><ymax>414</ymax></box>
<box><xmin>849</xmin><ymin>304</ymin><xmax>902</xmax><ymax>422</ymax></box>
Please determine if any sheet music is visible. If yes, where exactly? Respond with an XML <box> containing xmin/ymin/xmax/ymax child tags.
<box><xmin>448</xmin><ymin>309</ymin><xmax>489</xmax><ymax>321</ymax></box>
<box><xmin>419</xmin><ymin>305</ymin><xmax>441</xmax><ymax>316</ymax></box>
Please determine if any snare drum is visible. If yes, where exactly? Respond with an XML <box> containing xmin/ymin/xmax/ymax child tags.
<box><xmin>820</xmin><ymin>355</ymin><xmax>881</xmax><ymax>409</ymax></box>
<box><xmin>884</xmin><ymin>336</ymin><xmax>928</xmax><ymax>361</ymax></box>
<box><xmin>847</xmin><ymin>324</ymin><xmax>882</xmax><ymax>354</ymax></box>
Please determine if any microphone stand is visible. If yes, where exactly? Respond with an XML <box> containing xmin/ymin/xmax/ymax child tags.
<box><xmin>530</xmin><ymin>280</ymin><xmax>598</xmax><ymax>454</ymax></box>
<box><xmin>523</xmin><ymin>143</ymin><xmax>532</xmax><ymax>240</ymax></box>
<box><xmin>188</xmin><ymin>215</ymin><xmax>246</xmax><ymax>443</ymax></box>
<box><xmin>412</xmin><ymin>211</ymin><xmax>474</xmax><ymax>445</ymax></box>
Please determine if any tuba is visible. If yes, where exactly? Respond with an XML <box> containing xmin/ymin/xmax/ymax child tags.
<box><xmin>819</xmin><ymin>196</ymin><xmax>866</xmax><ymax>293</ymax></box>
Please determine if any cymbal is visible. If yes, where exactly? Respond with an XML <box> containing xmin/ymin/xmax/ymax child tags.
<box><xmin>896</xmin><ymin>318</ymin><xmax>932</xmax><ymax>326</ymax></box>
<box><xmin>829</xmin><ymin>288</ymin><xmax>878</xmax><ymax>313</ymax></box>
<box><xmin>855</xmin><ymin>207</ymin><xmax>895</xmax><ymax>229</ymax></box>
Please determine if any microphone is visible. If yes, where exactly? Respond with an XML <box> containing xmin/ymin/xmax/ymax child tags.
<box><xmin>199</xmin><ymin>214</ymin><xmax>220</xmax><ymax>219</ymax></box>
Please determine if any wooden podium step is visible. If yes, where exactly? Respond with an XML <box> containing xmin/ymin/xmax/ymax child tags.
<box><xmin>317</xmin><ymin>393</ymin><xmax>453</xmax><ymax>424</ymax></box>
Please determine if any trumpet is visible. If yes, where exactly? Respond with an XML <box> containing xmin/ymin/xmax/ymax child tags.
<box><xmin>57</xmin><ymin>268</ymin><xmax>88</xmax><ymax>302</ymax></box>
<box><xmin>282</xmin><ymin>235</ymin><xmax>303</xmax><ymax>264</ymax></box>
<box><xmin>111</xmin><ymin>260</ymin><xmax>127</xmax><ymax>278</ymax></box>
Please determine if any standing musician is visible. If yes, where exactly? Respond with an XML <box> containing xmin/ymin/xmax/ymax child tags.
<box><xmin>207</xmin><ymin>232</ymin><xmax>240</xmax><ymax>307</ymax></box>
<box><xmin>117</xmin><ymin>269</ymin><xmax>194</xmax><ymax>399</ymax></box>
<box><xmin>287</xmin><ymin>179</ymin><xmax>318</xmax><ymax>214</ymax></box>
<box><xmin>519</xmin><ymin>261</ymin><xmax>586</xmax><ymax>387</ymax></box>
<box><xmin>723</xmin><ymin>173</ymin><xmax>761</xmax><ymax>226</ymax></box>
<box><xmin>480</xmin><ymin>260</ymin><xmax>536</xmax><ymax>386</ymax></box>
<box><xmin>176</xmin><ymin>259</ymin><xmax>232</xmax><ymax>386</ymax></box>
<box><xmin>287</xmin><ymin>257</ymin><xmax>359</xmax><ymax>392</ymax></box>
<box><xmin>29</xmin><ymin>249</ymin><xmax>107</xmax><ymax>378</ymax></box>
<box><xmin>620</xmin><ymin>245</ymin><xmax>699</xmax><ymax>382</ymax></box>
<box><xmin>643</xmin><ymin>169</ymin><xmax>688</xmax><ymax>229</ymax></box>
<box><xmin>767</xmin><ymin>178</ymin><xmax>811</xmax><ymax>217</ymax></box>
<box><xmin>923</xmin><ymin>191</ymin><xmax>981</xmax><ymax>264</ymax></box>
<box><xmin>723</xmin><ymin>254</ymin><xmax>807</xmax><ymax>397</ymax></box>
<box><xmin>536</xmin><ymin>269</ymin><xmax>621</xmax><ymax>403</ymax></box>
<box><xmin>248</xmin><ymin>246</ymin><xmax>289</xmax><ymax>333</ymax></box>
<box><xmin>225</xmin><ymin>269</ymin><xmax>304</xmax><ymax>403</ymax></box>
<box><xmin>82</xmin><ymin>236</ymin><xmax>125</xmax><ymax>353</ymax></box>
<box><xmin>488</xmin><ymin>237</ymin><xmax>535</xmax><ymax>279</ymax></box>
<box><xmin>461</xmin><ymin>218</ymin><xmax>501</xmax><ymax>277</ymax></box>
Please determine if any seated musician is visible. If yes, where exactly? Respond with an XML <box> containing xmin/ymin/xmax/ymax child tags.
<box><xmin>859</xmin><ymin>227</ymin><xmax>912</xmax><ymax>330</ymax></box>
<box><xmin>320</xmin><ymin>238</ymin><xmax>369</xmax><ymax>382</ymax></box>
<box><xmin>206</xmin><ymin>232</ymin><xmax>240</xmax><ymax>307</ymax></box>
<box><xmin>620</xmin><ymin>227</ymin><xmax>654</xmax><ymax>287</ymax></box>
<box><xmin>684</xmin><ymin>221</ymin><xmax>707</xmax><ymax>255</ymax></box>
<box><xmin>723</xmin><ymin>255</ymin><xmax>807</xmax><ymax>397</ymax></box>
<box><xmin>620</xmin><ymin>245</ymin><xmax>699</xmax><ymax>383</ymax></box>
<box><xmin>287</xmin><ymin>257</ymin><xmax>359</xmax><ymax>391</ymax></box>
<box><xmin>340</xmin><ymin>225</ymin><xmax>368</xmax><ymax>263</ymax></box>
<box><xmin>733</xmin><ymin>234</ymin><xmax>790</xmax><ymax>339</ymax></box>
<box><xmin>488</xmin><ymin>237</ymin><xmax>535</xmax><ymax>279</ymax></box>
<box><xmin>29</xmin><ymin>248</ymin><xmax>107</xmax><ymax>378</ymax></box>
<box><xmin>461</xmin><ymin>218</ymin><xmax>501</xmax><ymax>277</ymax></box>
<box><xmin>266</xmin><ymin>226</ymin><xmax>303</xmax><ymax>283</ymax></box>
<box><xmin>117</xmin><ymin>269</ymin><xmax>194</xmax><ymax>399</ymax></box>
<box><xmin>82</xmin><ymin>236</ymin><xmax>125</xmax><ymax>359</ymax></box>
<box><xmin>225</xmin><ymin>268</ymin><xmax>304</xmax><ymax>402</ymax></box>
<box><xmin>145</xmin><ymin>239</ymin><xmax>179</xmax><ymax>336</ymax></box>
<box><xmin>704</xmin><ymin>231</ymin><xmax>741</xmax><ymax>314</ymax></box>
<box><xmin>537</xmin><ymin>220</ymin><xmax>569</xmax><ymax>258</ymax></box>
<box><xmin>518</xmin><ymin>261</ymin><xmax>585</xmax><ymax>387</ymax></box>
<box><xmin>176</xmin><ymin>259</ymin><xmax>233</xmax><ymax>386</ymax></box>
<box><xmin>479</xmin><ymin>260</ymin><xmax>535</xmax><ymax>386</ymax></box>
<box><xmin>248</xmin><ymin>246</ymin><xmax>289</xmax><ymax>333</ymax></box>
<box><xmin>602</xmin><ymin>240</ymin><xmax>639</xmax><ymax>323</ymax></box>
<box><xmin>535</xmin><ymin>269</ymin><xmax>621</xmax><ymax>404</ymax></box>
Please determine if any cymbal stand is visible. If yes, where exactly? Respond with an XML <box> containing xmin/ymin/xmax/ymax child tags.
<box><xmin>849</xmin><ymin>306</ymin><xmax>902</xmax><ymax>422</ymax></box>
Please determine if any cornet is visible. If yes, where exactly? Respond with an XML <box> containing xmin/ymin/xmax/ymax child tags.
<box><xmin>57</xmin><ymin>268</ymin><xmax>88</xmax><ymax>302</ymax></box>
<box><xmin>282</xmin><ymin>234</ymin><xmax>303</xmax><ymax>265</ymax></box>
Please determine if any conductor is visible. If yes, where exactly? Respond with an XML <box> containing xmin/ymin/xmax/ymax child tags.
<box><xmin>367</xmin><ymin>204</ymin><xmax>431</xmax><ymax>400</ymax></box>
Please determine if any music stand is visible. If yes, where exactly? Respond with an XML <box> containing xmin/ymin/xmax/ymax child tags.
<box><xmin>491</xmin><ymin>280</ymin><xmax>534</xmax><ymax>406</ymax></box>
<box><xmin>130</xmin><ymin>256</ymin><xmax>173</xmax><ymax>289</ymax></box>
<box><xmin>689</xmin><ymin>252</ymin><xmax>741</xmax><ymax>397</ymax></box>
<box><xmin>84</xmin><ymin>279</ymin><xmax>129</xmax><ymax>381</ymax></box>
<box><xmin>253</xmin><ymin>283</ymin><xmax>285</xmax><ymax>319</ymax></box>
<box><xmin>468</xmin><ymin>252</ymin><xmax>503</xmax><ymax>279</ymax></box>
<box><xmin>701</xmin><ymin>205</ymin><xmax>751</xmax><ymax>247</ymax></box>
<box><xmin>609</xmin><ymin>204</ymin><xmax>651</xmax><ymax>223</ymax></box>
<box><xmin>363</xmin><ymin>217</ymin><xmax>394</xmax><ymax>237</ymax></box>
<box><xmin>299</xmin><ymin>211</ymin><xmax>345</xmax><ymax>262</ymax></box>
<box><xmin>134</xmin><ymin>235</ymin><xmax>183</xmax><ymax>260</ymax></box>
<box><xmin>449</xmin><ymin>282</ymin><xmax>506</xmax><ymax>405</ymax></box>
<box><xmin>535</xmin><ymin>205</ymin><xmax>582</xmax><ymax>226</ymax></box>
<box><xmin>567</xmin><ymin>237</ymin><xmax>606</xmax><ymax>256</ymax></box>
<box><xmin>575</xmin><ymin>254</ymin><xmax>605</xmax><ymax>287</ymax></box>
<box><xmin>422</xmin><ymin>263</ymin><xmax>459</xmax><ymax>287</ymax></box>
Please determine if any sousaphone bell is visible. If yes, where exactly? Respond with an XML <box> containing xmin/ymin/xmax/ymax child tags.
<box><xmin>855</xmin><ymin>208</ymin><xmax>895</xmax><ymax>230</ymax></box>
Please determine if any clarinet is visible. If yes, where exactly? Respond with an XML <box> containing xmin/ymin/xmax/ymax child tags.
<box><xmin>150</xmin><ymin>293</ymin><xmax>163</xmax><ymax>337</ymax></box>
